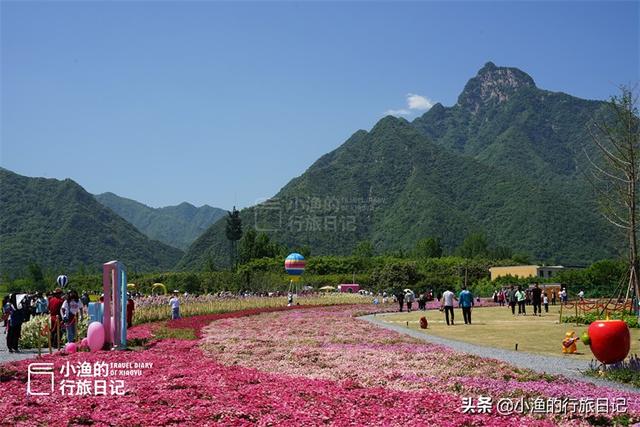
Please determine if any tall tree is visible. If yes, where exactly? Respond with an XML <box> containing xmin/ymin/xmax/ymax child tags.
<box><xmin>254</xmin><ymin>233</ymin><xmax>277</xmax><ymax>258</ymax></box>
<box><xmin>586</xmin><ymin>86</ymin><xmax>640</xmax><ymax>304</ymax></box>
<box><xmin>28</xmin><ymin>262</ymin><xmax>45</xmax><ymax>292</ymax></box>
<box><xmin>225</xmin><ymin>206</ymin><xmax>243</xmax><ymax>270</ymax></box>
<box><xmin>239</xmin><ymin>230</ymin><xmax>282</xmax><ymax>264</ymax></box>
<box><xmin>352</xmin><ymin>240</ymin><xmax>374</xmax><ymax>258</ymax></box>
<box><xmin>414</xmin><ymin>237</ymin><xmax>443</xmax><ymax>259</ymax></box>
<box><xmin>238</xmin><ymin>229</ymin><xmax>258</xmax><ymax>264</ymax></box>
<box><xmin>456</xmin><ymin>232</ymin><xmax>489</xmax><ymax>259</ymax></box>
<box><xmin>490</xmin><ymin>246</ymin><xmax>513</xmax><ymax>260</ymax></box>
<box><xmin>292</xmin><ymin>245</ymin><xmax>311</xmax><ymax>258</ymax></box>
<box><xmin>370</xmin><ymin>262</ymin><xmax>420</xmax><ymax>293</ymax></box>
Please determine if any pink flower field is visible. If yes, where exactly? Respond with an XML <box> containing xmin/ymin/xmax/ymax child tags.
<box><xmin>1</xmin><ymin>304</ymin><xmax>638</xmax><ymax>426</ymax></box>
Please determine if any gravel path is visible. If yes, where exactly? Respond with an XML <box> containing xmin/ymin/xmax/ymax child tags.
<box><xmin>0</xmin><ymin>329</ymin><xmax>50</xmax><ymax>364</ymax></box>
<box><xmin>360</xmin><ymin>313</ymin><xmax>639</xmax><ymax>393</ymax></box>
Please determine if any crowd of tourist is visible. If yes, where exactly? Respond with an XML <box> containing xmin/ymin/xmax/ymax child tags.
<box><xmin>3</xmin><ymin>281</ymin><xmax>585</xmax><ymax>352</ymax></box>
<box><xmin>491</xmin><ymin>284</ymin><xmax>576</xmax><ymax>317</ymax></box>
<box><xmin>2</xmin><ymin>288</ymin><xmax>93</xmax><ymax>352</ymax></box>
<box><xmin>387</xmin><ymin>283</ymin><xmax>585</xmax><ymax>327</ymax></box>
<box><xmin>2</xmin><ymin>287</ymin><xmax>138</xmax><ymax>353</ymax></box>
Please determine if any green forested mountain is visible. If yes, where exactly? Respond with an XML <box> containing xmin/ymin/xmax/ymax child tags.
<box><xmin>95</xmin><ymin>192</ymin><xmax>225</xmax><ymax>250</ymax></box>
<box><xmin>179</xmin><ymin>63</ymin><xmax>622</xmax><ymax>270</ymax></box>
<box><xmin>412</xmin><ymin>62</ymin><xmax>606</xmax><ymax>194</ymax></box>
<box><xmin>0</xmin><ymin>169</ymin><xmax>184</xmax><ymax>276</ymax></box>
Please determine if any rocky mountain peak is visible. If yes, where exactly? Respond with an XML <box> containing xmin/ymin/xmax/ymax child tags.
<box><xmin>457</xmin><ymin>62</ymin><xmax>536</xmax><ymax>113</ymax></box>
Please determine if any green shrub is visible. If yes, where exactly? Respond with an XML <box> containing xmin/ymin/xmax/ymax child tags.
<box><xmin>561</xmin><ymin>311</ymin><xmax>639</xmax><ymax>328</ymax></box>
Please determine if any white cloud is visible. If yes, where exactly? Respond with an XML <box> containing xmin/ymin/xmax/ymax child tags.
<box><xmin>406</xmin><ymin>93</ymin><xmax>433</xmax><ymax>110</ymax></box>
<box><xmin>384</xmin><ymin>109</ymin><xmax>412</xmax><ymax>117</ymax></box>
<box><xmin>384</xmin><ymin>93</ymin><xmax>434</xmax><ymax>117</ymax></box>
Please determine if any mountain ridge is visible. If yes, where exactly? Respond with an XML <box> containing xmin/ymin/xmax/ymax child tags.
<box><xmin>178</xmin><ymin>62</ymin><xmax>621</xmax><ymax>269</ymax></box>
<box><xmin>0</xmin><ymin>169</ymin><xmax>184</xmax><ymax>275</ymax></box>
<box><xmin>95</xmin><ymin>192</ymin><xmax>225</xmax><ymax>250</ymax></box>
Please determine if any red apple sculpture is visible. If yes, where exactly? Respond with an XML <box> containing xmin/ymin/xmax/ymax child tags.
<box><xmin>587</xmin><ymin>319</ymin><xmax>630</xmax><ymax>364</ymax></box>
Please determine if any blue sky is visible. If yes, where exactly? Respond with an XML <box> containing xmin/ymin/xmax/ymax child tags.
<box><xmin>1</xmin><ymin>1</ymin><xmax>638</xmax><ymax>210</ymax></box>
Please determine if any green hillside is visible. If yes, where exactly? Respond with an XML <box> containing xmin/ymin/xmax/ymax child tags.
<box><xmin>0</xmin><ymin>169</ymin><xmax>184</xmax><ymax>276</ymax></box>
<box><xmin>178</xmin><ymin>102</ymin><xmax>620</xmax><ymax>270</ymax></box>
<box><xmin>95</xmin><ymin>192</ymin><xmax>225</xmax><ymax>250</ymax></box>
<box><xmin>412</xmin><ymin>62</ymin><xmax>607</xmax><ymax>194</ymax></box>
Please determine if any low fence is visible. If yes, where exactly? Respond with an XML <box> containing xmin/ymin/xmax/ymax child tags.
<box><xmin>559</xmin><ymin>299</ymin><xmax>634</xmax><ymax>324</ymax></box>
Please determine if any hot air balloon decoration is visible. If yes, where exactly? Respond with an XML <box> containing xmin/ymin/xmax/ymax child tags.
<box><xmin>284</xmin><ymin>253</ymin><xmax>306</xmax><ymax>282</ymax></box>
<box><xmin>285</xmin><ymin>253</ymin><xmax>306</xmax><ymax>302</ymax></box>
<box><xmin>57</xmin><ymin>274</ymin><xmax>69</xmax><ymax>288</ymax></box>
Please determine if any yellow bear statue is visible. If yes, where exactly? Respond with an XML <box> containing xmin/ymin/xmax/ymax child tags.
<box><xmin>562</xmin><ymin>330</ymin><xmax>579</xmax><ymax>354</ymax></box>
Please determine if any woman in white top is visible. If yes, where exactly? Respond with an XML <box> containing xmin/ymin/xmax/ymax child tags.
<box><xmin>61</xmin><ymin>290</ymin><xmax>82</xmax><ymax>342</ymax></box>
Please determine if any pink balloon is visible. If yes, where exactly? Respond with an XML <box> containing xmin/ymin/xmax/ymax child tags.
<box><xmin>87</xmin><ymin>321</ymin><xmax>105</xmax><ymax>352</ymax></box>
<box><xmin>64</xmin><ymin>342</ymin><xmax>77</xmax><ymax>353</ymax></box>
<box><xmin>80</xmin><ymin>338</ymin><xmax>89</xmax><ymax>349</ymax></box>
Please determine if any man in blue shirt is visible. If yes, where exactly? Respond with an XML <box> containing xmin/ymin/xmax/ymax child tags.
<box><xmin>458</xmin><ymin>285</ymin><xmax>474</xmax><ymax>325</ymax></box>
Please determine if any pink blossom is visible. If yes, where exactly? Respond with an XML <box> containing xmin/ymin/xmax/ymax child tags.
<box><xmin>1</xmin><ymin>304</ymin><xmax>635</xmax><ymax>426</ymax></box>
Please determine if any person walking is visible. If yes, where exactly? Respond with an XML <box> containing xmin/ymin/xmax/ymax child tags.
<box><xmin>1</xmin><ymin>295</ymin><xmax>9</xmax><ymax>332</ymax></box>
<box><xmin>80</xmin><ymin>292</ymin><xmax>90</xmax><ymax>308</ymax></box>
<box><xmin>79</xmin><ymin>292</ymin><xmax>90</xmax><ymax>320</ymax></box>
<box><xmin>61</xmin><ymin>290</ymin><xmax>81</xmax><ymax>343</ymax></box>
<box><xmin>578</xmin><ymin>290</ymin><xmax>585</xmax><ymax>302</ymax></box>
<box><xmin>405</xmin><ymin>290</ymin><xmax>415</xmax><ymax>312</ymax></box>
<box><xmin>418</xmin><ymin>293</ymin><xmax>427</xmax><ymax>311</ymax></box>
<box><xmin>396</xmin><ymin>291</ymin><xmax>405</xmax><ymax>312</ymax></box>
<box><xmin>35</xmin><ymin>293</ymin><xmax>48</xmax><ymax>316</ymax></box>
<box><xmin>48</xmin><ymin>288</ymin><xmax>64</xmax><ymax>348</ymax></box>
<box><xmin>543</xmin><ymin>293</ymin><xmax>549</xmax><ymax>313</ymax></box>
<box><xmin>516</xmin><ymin>286</ymin><xmax>526</xmax><ymax>315</ymax></box>
<box><xmin>5</xmin><ymin>294</ymin><xmax>25</xmax><ymax>353</ymax></box>
<box><xmin>497</xmin><ymin>290</ymin><xmax>505</xmax><ymax>307</ymax></box>
<box><xmin>3</xmin><ymin>296</ymin><xmax>14</xmax><ymax>346</ymax></box>
<box><xmin>458</xmin><ymin>286</ymin><xmax>474</xmax><ymax>325</ymax></box>
<box><xmin>126</xmin><ymin>294</ymin><xmax>135</xmax><ymax>328</ymax></box>
<box><xmin>170</xmin><ymin>291</ymin><xmax>181</xmax><ymax>319</ymax></box>
<box><xmin>507</xmin><ymin>285</ymin><xmax>517</xmax><ymax>315</ymax></box>
<box><xmin>441</xmin><ymin>288</ymin><xmax>457</xmax><ymax>325</ymax></box>
<box><xmin>531</xmin><ymin>283</ymin><xmax>543</xmax><ymax>316</ymax></box>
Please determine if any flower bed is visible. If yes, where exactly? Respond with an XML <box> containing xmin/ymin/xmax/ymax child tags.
<box><xmin>19</xmin><ymin>315</ymin><xmax>90</xmax><ymax>349</ymax></box>
<box><xmin>201</xmin><ymin>306</ymin><xmax>640</xmax><ymax>425</ymax></box>
<box><xmin>1</xmin><ymin>305</ymin><xmax>547</xmax><ymax>427</ymax></box>
<box><xmin>126</xmin><ymin>304</ymin><xmax>384</xmax><ymax>343</ymax></box>
<box><xmin>2</xmin><ymin>304</ymin><xmax>638</xmax><ymax>426</ymax></box>
<box><xmin>132</xmin><ymin>293</ymin><xmax>368</xmax><ymax>324</ymax></box>
<box><xmin>0</xmin><ymin>338</ymin><xmax>553</xmax><ymax>427</ymax></box>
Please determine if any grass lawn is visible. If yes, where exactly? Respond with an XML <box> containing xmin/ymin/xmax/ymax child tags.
<box><xmin>381</xmin><ymin>304</ymin><xmax>640</xmax><ymax>360</ymax></box>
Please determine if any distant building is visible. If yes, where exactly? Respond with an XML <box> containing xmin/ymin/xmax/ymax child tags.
<box><xmin>338</xmin><ymin>284</ymin><xmax>360</xmax><ymax>293</ymax></box>
<box><xmin>489</xmin><ymin>265</ymin><xmax>565</xmax><ymax>281</ymax></box>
